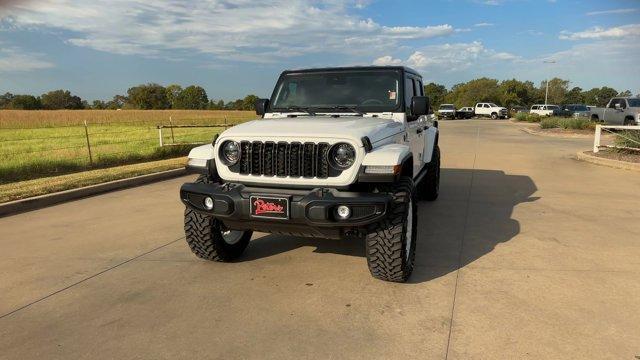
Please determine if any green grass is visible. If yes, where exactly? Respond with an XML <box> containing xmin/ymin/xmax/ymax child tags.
<box><xmin>0</xmin><ymin>124</ymin><xmax>230</xmax><ymax>183</ymax></box>
<box><xmin>0</xmin><ymin>157</ymin><xmax>188</xmax><ymax>203</ymax></box>
<box><xmin>514</xmin><ymin>112</ymin><xmax>542</xmax><ymax>123</ymax></box>
<box><xmin>539</xmin><ymin>117</ymin><xmax>595</xmax><ymax>130</ymax></box>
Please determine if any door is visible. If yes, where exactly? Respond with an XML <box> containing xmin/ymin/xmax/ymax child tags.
<box><xmin>404</xmin><ymin>76</ymin><xmax>426</xmax><ymax>177</ymax></box>
<box><xmin>606</xmin><ymin>99</ymin><xmax>625</xmax><ymax>124</ymax></box>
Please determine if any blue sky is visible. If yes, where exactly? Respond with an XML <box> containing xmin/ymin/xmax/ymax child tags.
<box><xmin>1</xmin><ymin>0</ymin><xmax>639</xmax><ymax>101</ymax></box>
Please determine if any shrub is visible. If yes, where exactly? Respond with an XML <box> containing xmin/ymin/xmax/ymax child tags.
<box><xmin>614</xmin><ymin>130</ymin><xmax>640</xmax><ymax>150</ymax></box>
<box><xmin>514</xmin><ymin>112</ymin><xmax>528</xmax><ymax>121</ymax></box>
<box><xmin>540</xmin><ymin>117</ymin><xmax>595</xmax><ymax>130</ymax></box>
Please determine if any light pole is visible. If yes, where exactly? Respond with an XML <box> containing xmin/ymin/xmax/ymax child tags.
<box><xmin>543</xmin><ymin>60</ymin><xmax>556</xmax><ymax>105</ymax></box>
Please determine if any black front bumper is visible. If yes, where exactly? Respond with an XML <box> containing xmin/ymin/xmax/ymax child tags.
<box><xmin>180</xmin><ymin>182</ymin><xmax>392</xmax><ymax>238</ymax></box>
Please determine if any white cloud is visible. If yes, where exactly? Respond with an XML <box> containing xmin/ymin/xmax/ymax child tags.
<box><xmin>374</xmin><ymin>41</ymin><xmax>520</xmax><ymax>71</ymax></box>
<box><xmin>0</xmin><ymin>45</ymin><xmax>54</xmax><ymax>72</ymax></box>
<box><xmin>372</xmin><ymin>55</ymin><xmax>402</xmax><ymax>66</ymax></box>
<box><xmin>559</xmin><ymin>24</ymin><xmax>640</xmax><ymax>40</ymax></box>
<box><xmin>0</xmin><ymin>0</ymin><xmax>455</xmax><ymax>63</ymax></box>
<box><xmin>586</xmin><ymin>8</ymin><xmax>638</xmax><ymax>16</ymax></box>
<box><xmin>474</xmin><ymin>22</ymin><xmax>494</xmax><ymax>27</ymax></box>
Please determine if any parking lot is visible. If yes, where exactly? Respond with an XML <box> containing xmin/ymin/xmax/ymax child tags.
<box><xmin>1</xmin><ymin>120</ymin><xmax>638</xmax><ymax>359</ymax></box>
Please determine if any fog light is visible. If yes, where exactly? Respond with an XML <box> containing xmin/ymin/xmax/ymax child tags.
<box><xmin>336</xmin><ymin>205</ymin><xmax>351</xmax><ymax>219</ymax></box>
<box><xmin>203</xmin><ymin>197</ymin><xmax>214</xmax><ymax>210</ymax></box>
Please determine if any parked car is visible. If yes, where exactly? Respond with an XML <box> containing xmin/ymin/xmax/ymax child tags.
<box><xmin>456</xmin><ymin>107</ymin><xmax>475</xmax><ymax>119</ymax></box>
<box><xmin>437</xmin><ymin>104</ymin><xmax>456</xmax><ymax>119</ymax></box>
<box><xmin>560</xmin><ymin>104</ymin><xmax>591</xmax><ymax>118</ymax></box>
<box><xmin>180</xmin><ymin>66</ymin><xmax>441</xmax><ymax>282</ymax></box>
<box><xmin>474</xmin><ymin>102</ymin><xmax>508</xmax><ymax>119</ymax></box>
<box><xmin>590</xmin><ymin>97</ymin><xmax>640</xmax><ymax>125</ymax></box>
<box><xmin>530</xmin><ymin>104</ymin><xmax>560</xmax><ymax>117</ymax></box>
<box><xmin>509</xmin><ymin>105</ymin><xmax>528</xmax><ymax>117</ymax></box>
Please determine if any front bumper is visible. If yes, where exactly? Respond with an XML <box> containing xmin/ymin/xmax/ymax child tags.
<box><xmin>180</xmin><ymin>182</ymin><xmax>392</xmax><ymax>238</ymax></box>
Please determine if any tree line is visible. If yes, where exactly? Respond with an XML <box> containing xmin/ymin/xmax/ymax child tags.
<box><xmin>1</xmin><ymin>78</ymin><xmax>636</xmax><ymax>111</ymax></box>
<box><xmin>425</xmin><ymin>78</ymin><xmax>636</xmax><ymax>109</ymax></box>
<box><xmin>0</xmin><ymin>83</ymin><xmax>260</xmax><ymax>111</ymax></box>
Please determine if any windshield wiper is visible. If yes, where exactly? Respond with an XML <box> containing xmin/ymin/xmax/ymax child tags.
<box><xmin>284</xmin><ymin>106</ymin><xmax>316</xmax><ymax>115</ymax></box>
<box><xmin>327</xmin><ymin>105</ymin><xmax>364</xmax><ymax>116</ymax></box>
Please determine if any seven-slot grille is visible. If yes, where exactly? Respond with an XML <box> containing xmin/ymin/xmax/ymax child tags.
<box><xmin>236</xmin><ymin>141</ymin><xmax>334</xmax><ymax>178</ymax></box>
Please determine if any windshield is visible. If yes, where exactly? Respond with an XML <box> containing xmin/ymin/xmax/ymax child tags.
<box><xmin>547</xmin><ymin>105</ymin><xmax>559</xmax><ymax>110</ymax></box>
<box><xmin>270</xmin><ymin>70</ymin><xmax>401</xmax><ymax>112</ymax></box>
<box><xmin>439</xmin><ymin>105</ymin><xmax>454</xmax><ymax>110</ymax></box>
<box><xmin>488</xmin><ymin>103</ymin><xmax>498</xmax><ymax>107</ymax></box>
<box><xmin>628</xmin><ymin>99</ymin><xmax>640</xmax><ymax>107</ymax></box>
<box><xmin>570</xmin><ymin>105</ymin><xmax>588</xmax><ymax>111</ymax></box>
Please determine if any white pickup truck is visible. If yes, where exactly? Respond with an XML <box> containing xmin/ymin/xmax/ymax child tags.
<box><xmin>474</xmin><ymin>102</ymin><xmax>508</xmax><ymax>119</ymax></box>
<box><xmin>180</xmin><ymin>66</ymin><xmax>441</xmax><ymax>282</ymax></box>
<box><xmin>590</xmin><ymin>97</ymin><xmax>640</xmax><ymax>125</ymax></box>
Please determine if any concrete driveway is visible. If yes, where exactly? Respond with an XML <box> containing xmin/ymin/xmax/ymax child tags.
<box><xmin>1</xmin><ymin>120</ymin><xmax>639</xmax><ymax>359</ymax></box>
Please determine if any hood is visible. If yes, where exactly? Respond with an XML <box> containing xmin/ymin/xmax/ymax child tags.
<box><xmin>221</xmin><ymin>116</ymin><xmax>404</xmax><ymax>145</ymax></box>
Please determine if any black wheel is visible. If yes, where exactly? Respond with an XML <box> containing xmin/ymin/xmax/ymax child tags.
<box><xmin>184</xmin><ymin>175</ymin><xmax>252</xmax><ymax>261</ymax></box>
<box><xmin>491</xmin><ymin>113</ymin><xmax>498</xmax><ymax>120</ymax></box>
<box><xmin>419</xmin><ymin>145</ymin><xmax>440</xmax><ymax>201</ymax></box>
<box><xmin>365</xmin><ymin>177</ymin><xmax>417</xmax><ymax>282</ymax></box>
<box><xmin>624</xmin><ymin>117</ymin><xmax>634</xmax><ymax>126</ymax></box>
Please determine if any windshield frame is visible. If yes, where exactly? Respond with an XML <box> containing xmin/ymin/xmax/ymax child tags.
<box><xmin>268</xmin><ymin>69</ymin><xmax>405</xmax><ymax>113</ymax></box>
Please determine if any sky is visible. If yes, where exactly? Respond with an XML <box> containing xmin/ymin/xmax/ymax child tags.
<box><xmin>0</xmin><ymin>0</ymin><xmax>639</xmax><ymax>102</ymax></box>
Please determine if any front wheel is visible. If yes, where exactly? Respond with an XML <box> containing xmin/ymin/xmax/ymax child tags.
<box><xmin>184</xmin><ymin>175</ymin><xmax>252</xmax><ymax>261</ymax></box>
<box><xmin>365</xmin><ymin>177</ymin><xmax>417</xmax><ymax>282</ymax></box>
<box><xmin>491</xmin><ymin>113</ymin><xmax>498</xmax><ymax>119</ymax></box>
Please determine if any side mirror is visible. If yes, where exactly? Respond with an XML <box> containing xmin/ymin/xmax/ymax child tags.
<box><xmin>410</xmin><ymin>96</ymin><xmax>429</xmax><ymax>116</ymax></box>
<box><xmin>614</xmin><ymin>103</ymin><xmax>621</xmax><ymax>110</ymax></box>
<box><xmin>255</xmin><ymin>98</ymin><xmax>269</xmax><ymax>116</ymax></box>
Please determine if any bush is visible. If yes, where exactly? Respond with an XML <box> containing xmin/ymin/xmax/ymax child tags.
<box><xmin>540</xmin><ymin>117</ymin><xmax>595</xmax><ymax>130</ymax></box>
<box><xmin>514</xmin><ymin>113</ymin><xmax>542</xmax><ymax>123</ymax></box>
<box><xmin>615</xmin><ymin>131</ymin><xmax>640</xmax><ymax>150</ymax></box>
<box><xmin>514</xmin><ymin>112</ymin><xmax>528</xmax><ymax>121</ymax></box>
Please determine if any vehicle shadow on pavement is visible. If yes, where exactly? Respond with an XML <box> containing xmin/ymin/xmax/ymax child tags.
<box><xmin>409</xmin><ymin>168</ymin><xmax>539</xmax><ymax>284</ymax></box>
<box><xmin>242</xmin><ymin>168</ymin><xmax>538</xmax><ymax>284</ymax></box>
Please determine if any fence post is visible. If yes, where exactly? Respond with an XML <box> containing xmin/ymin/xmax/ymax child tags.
<box><xmin>593</xmin><ymin>125</ymin><xmax>601</xmax><ymax>153</ymax></box>
<box><xmin>224</xmin><ymin>116</ymin><xmax>228</xmax><ymax>129</ymax></box>
<box><xmin>158</xmin><ymin>126</ymin><xmax>164</xmax><ymax>147</ymax></box>
<box><xmin>169</xmin><ymin>116</ymin><xmax>175</xmax><ymax>144</ymax></box>
<box><xmin>83</xmin><ymin>120</ymin><xmax>94</xmax><ymax>166</ymax></box>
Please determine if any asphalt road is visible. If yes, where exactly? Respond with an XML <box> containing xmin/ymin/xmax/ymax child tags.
<box><xmin>1</xmin><ymin>120</ymin><xmax>639</xmax><ymax>359</ymax></box>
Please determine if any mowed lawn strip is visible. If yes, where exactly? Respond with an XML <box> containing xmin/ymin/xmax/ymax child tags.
<box><xmin>0</xmin><ymin>110</ymin><xmax>255</xmax><ymax>183</ymax></box>
<box><xmin>0</xmin><ymin>157</ymin><xmax>189</xmax><ymax>203</ymax></box>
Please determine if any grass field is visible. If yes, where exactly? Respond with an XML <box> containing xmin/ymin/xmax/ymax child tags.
<box><xmin>0</xmin><ymin>110</ymin><xmax>255</xmax><ymax>184</ymax></box>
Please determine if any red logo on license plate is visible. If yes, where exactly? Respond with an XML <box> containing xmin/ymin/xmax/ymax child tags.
<box><xmin>250</xmin><ymin>196</ymin><xmax>289</xmax><ymax>219</ymax></box>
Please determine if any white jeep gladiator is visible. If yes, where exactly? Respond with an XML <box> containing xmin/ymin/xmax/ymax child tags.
<box><xmin>180</xmin><ymin>66</ymin><xmax>441</xmax><ymax>282</ymax></box>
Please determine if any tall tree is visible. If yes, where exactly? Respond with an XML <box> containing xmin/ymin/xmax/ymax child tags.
<box><xmin>9</xmin><ymin>95</ymin><xmax>42</xmax><ymax>110</ymax></box>
<box><xmin>539</xmin><ymin>78</ymin><xmax>569</xmax><ymax>105</ymax></box>
<box><xmin>445</xmin><ymin>78</ymin><xmax>501</xmax><ymax>108</ymax></box>
<box><xmin>126</xmin><ymin>83</ymin><xmax>170</xmax><ymax>109</ymax></box>
<box><xmin>41</xmin><ymin>89</ymin><xmax>84</xmax><ymax>109</ymax></box>
<box><xmin>0</xmin><ymin>92</ymin><xmax>14</xmax><ymax>109</ymax></box>
<box><xmin>499</xmin><ymin>79</ymin><xmax>537</xmax><ymax>107</ymax></box>
<box><xmin>423</xmin><ymin>83</ymin><xmax>448</xmax><ymax>108</ymax></box>
<box><xmin>564</xmin><ymin>87</ymin><xmax>584</xmax><ymax>104</ymax></box>
<box><xmin>241</xmin><ymin>94</ymin><xmax>259</xmax><ymax>110</ymax></box>
<box><xmin>174</xmin><ymin>85</ymin><xmax>209</xmax><ymax>109</ymax></box>
<box><xmin>165</xmin><ymin>84</ymin><xmax>183</xmax><ymax>109</ymax></box>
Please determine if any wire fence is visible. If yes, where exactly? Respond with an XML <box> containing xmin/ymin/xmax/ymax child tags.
<box><xmin>593</xmin><ymin>125</ymin><xmax>640</xmax><ymax>153</ymax></box>
<box><xmin>0</xmin><ymin>117</ymin><xmax>236</xmax><ymax>184</ymax></box>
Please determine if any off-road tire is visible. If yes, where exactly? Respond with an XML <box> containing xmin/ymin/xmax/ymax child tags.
<box><xmin>419</xmin><ymin>145</ymin><xmax>440</xmax><ymax>201</ymax></box>
<box><xmin>365</xmin><ymin>177</ymin><xmax>417</xmax><ymax>282</ymax></box>
<box><xmin>184</xmin><ymin>175</ymin><xmax>252</xmax><ymax>261</ymax></box>
<box><xmin>624</xmin><ymin>117</ymin><xmax>635</xmax><ymax>126</ymax></box>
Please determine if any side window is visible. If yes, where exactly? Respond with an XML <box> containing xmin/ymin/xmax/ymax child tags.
<box><xmin>608</xmin><ymin>99</ymin><xmax>619</xmax><ymax>109</ymax></box>
<box><xmin>415</xmin><ymin>80</ymin><xmax>424</xmax><ymax>96</ymax></box>
<box><xmin>621</xmin><ymin>100</ymin><xmax>627</xmax><ymax>109</ymax></box>
<box><xmin>404</xmin><ymin>77</ymin><xmax>415</xmax><ymax>109</ymax></box>
<box><xmin>484</xmin><ymin>104</ymin><xmax>490</xmax><ymax>108</ymax></box>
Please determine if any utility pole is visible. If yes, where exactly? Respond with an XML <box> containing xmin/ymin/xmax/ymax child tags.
<box><xmin>543</xmin><ymin>60</ymin><xmax>556</xmax><ymax>105</ymax></box>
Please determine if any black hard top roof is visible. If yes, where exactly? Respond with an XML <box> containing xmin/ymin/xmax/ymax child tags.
<box><xmin>281</xmin><ymin>66</ymin><xmax>422</xmax><ymax>78</ymax></box>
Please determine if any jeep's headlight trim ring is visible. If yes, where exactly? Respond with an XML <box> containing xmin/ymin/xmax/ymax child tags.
<box><xmin>328</xmin><ymin>142</ymin><xmax>356</xmax><ymax>170</ymax></box>
<box><xmin>220</xmin><ymin>140</ymin><xmax>241</xmax><ymax>166</ymax></box>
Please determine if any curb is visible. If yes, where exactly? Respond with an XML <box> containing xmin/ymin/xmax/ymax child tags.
<box><xmin>576</xmin><ymin>151</ymin><xmax>640</xmax><ymax>172</ymax></box>
<box><xmin>520</xmin><ymin>127</ymin><xmax>594</xmax><ymax>139</ymax></box>
<box><xmin>0</xmin><ymin>168</ymin><xmax>188</xmax><ymax>217</ymax></box>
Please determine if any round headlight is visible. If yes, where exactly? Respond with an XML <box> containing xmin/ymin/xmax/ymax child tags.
<box><xmin>329</xmin><ymin>143</ymin><xmax>356</xmax><ymax>170</ymax></box>
<box><xmin>221</xmin><ymin>140</ymin><xmax>240</xmax><ymax>165</ymax></box>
